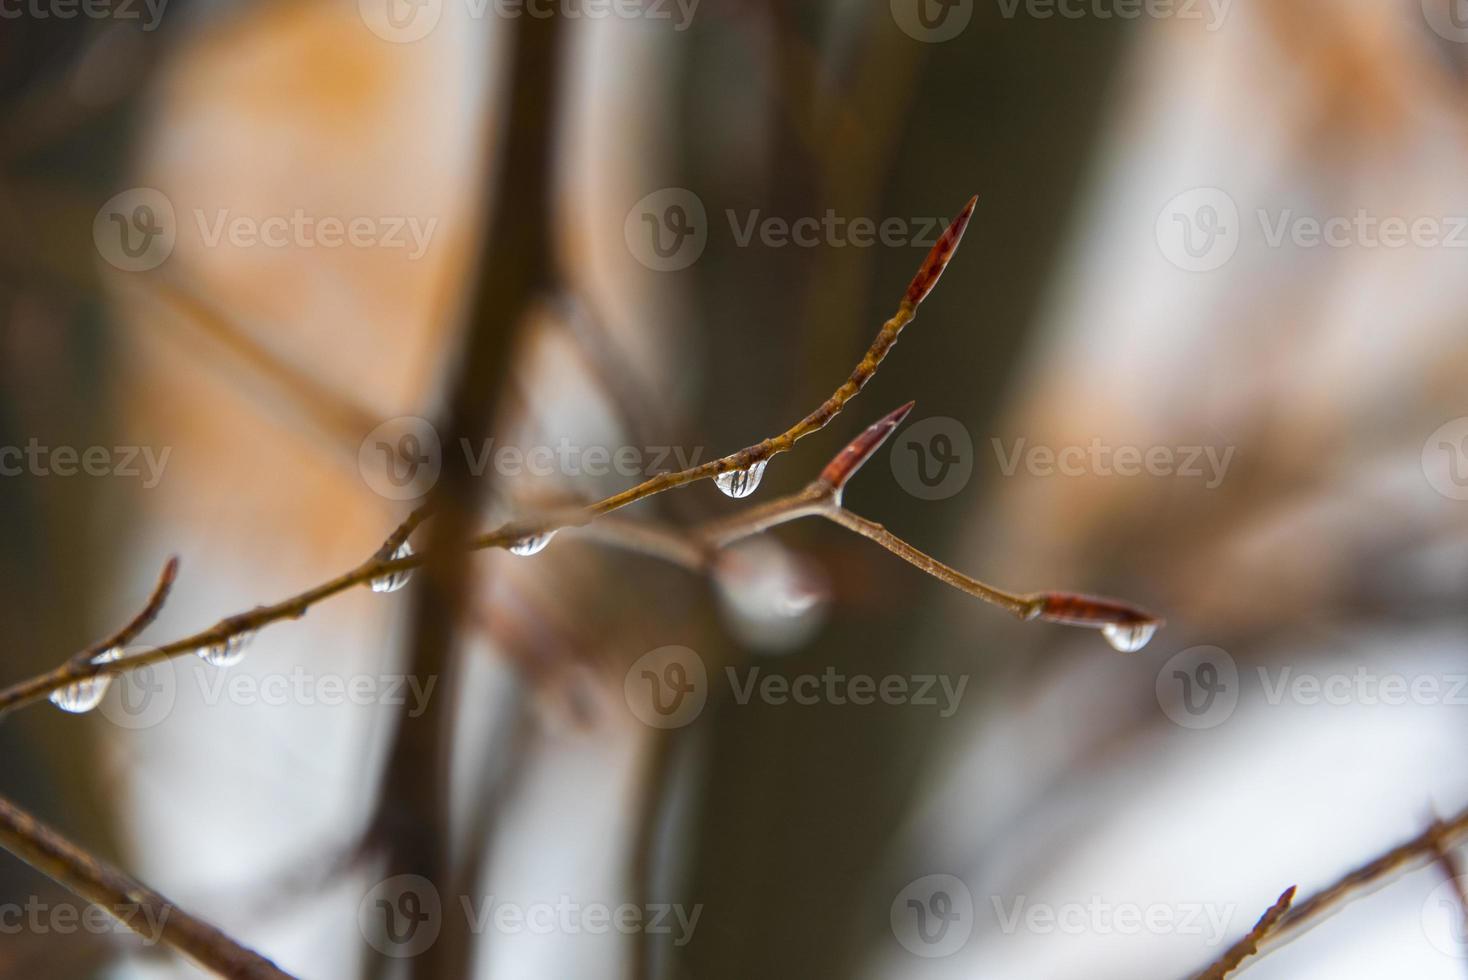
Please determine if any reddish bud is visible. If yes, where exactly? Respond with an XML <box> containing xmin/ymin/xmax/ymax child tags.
<box><xmin>904</xmin><ymin>195</ymin><xmax>977</xmax><ymax>307</ymax></box>
<box><xmin>819</xmin><ymin>401</ymin><xmax>916</xmax><ymax>493</ymax></box>
<box><xmin>1031</xmin><ymin>592</ymin><xmax>1163</xmax><ymax>652</ymax></box>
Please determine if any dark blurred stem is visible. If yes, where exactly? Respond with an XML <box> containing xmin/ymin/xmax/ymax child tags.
<box><xmin>363</xmin><ymin>10</ymin><xmax>564</xmax><ymax>980</ymax></box>
<box><xmin>0</xmin><ymin>793</ymin><xmax>293</xmax><ymax>979</ymax></box>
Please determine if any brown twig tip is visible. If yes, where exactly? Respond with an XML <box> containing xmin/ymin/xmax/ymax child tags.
<box><xmin>1197</xmin><ymin>886</ymin><xmax>1296</xmax><ymax>980</ymax></box>
<box><xmin>1027</xmin><ymin>591</ymin><xmax>1163</xmax><ymax>651</ymax></box>
<box><xmin>904</xmin><ymin>194</ymin><xmax>977</xmax><ymax>307</ymax></box>
<box><xmin>818</xmin><ymin>401</ymin><xmax>916</xmax><ymax>494</ymax></box>
<box><xmin>67</xmin><ymin>556</ymin><xmax>181</xmax><ymax>668</ymax></box>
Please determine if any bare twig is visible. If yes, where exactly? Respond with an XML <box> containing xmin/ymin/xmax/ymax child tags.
<box><xmin>0</xmin><ymin>195</ymin><xmax>983</xmax><ymax>718</ymax></box>
<box><xmin>1192</xmin><ymin>803</ymin><xmax>1468</xmax><ymax>978</ymax></box>
<box><xmin>65</xmin><ymin>556</ymin><xmax>179</xmax><ymax>668</ymax></box>
<box><xmin>0</xmin><ymin>793</ymin><xmax>293</xmax><ymax>979</ymax></box>
<box><xmin>1195</xmin><ymin>887</ymin><xmax>1296</xmax><ymax>980</ymax></box>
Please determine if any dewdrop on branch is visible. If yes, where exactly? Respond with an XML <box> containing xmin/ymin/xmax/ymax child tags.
<box><xmin>48</xmin><ymin>648</ymin><xmax>123</xmax><ymax>713</ymax></box>
<box><xmin>715</xmin><ymin>459</ymin><xmax>768</xmax><ymax>499</ymax></box>
<box><xmin>196</xmin><ymin>630</ymin><xmax>254</xmax><ymax>668</ymax></box>
<box><xmin>509</xmin><ymin>530</ymin><xmax>556</xmax><ymax>557</ymax></box>
<box><xmin>1027</xmin><ymin>592</ymin><xmax>1163</xmax><ymax>652</ymax></box>
<box><xmin>370</xmin><ymin>541</ymin><xmax>415</xmax><ymax>594</ymax></box>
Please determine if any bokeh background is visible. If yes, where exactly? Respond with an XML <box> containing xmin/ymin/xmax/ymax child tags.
<box><xmin>3</xmin><ymin>0</ymin><xmax>1468</xmax><ymax>977</ymax></box>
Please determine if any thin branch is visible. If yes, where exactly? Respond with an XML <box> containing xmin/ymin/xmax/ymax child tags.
<box><xmin>1192</xmin><ymin>803</ymin><xmax>1468</xmax><ymax>978</ymax></box>
<box><xmin>0</xmin><ymin>792</ymin><xmax>293</xmax><ymax>979</ymax></box>
<box><xmin>1195</xmin><ymin>887</ymin><xmax>1296</xmax><ymax>980</ymax></box>
<box><xmin>0</xmin><ymin>196</ymin><xmax>980</xmax><ymax>718</ymax></box>
<box><xmin>65</xmin><ymin>556</ymin><xmax>179</xmax><ymax>668</ymax></box>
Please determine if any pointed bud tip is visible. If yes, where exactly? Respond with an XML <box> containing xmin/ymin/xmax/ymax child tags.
<box><xmin>904</xmin><ymin>196</ymin><xmax>979</xmax><ymax>307</ymax></box>
<box><xmin>819</xmin><ymin>402</ymin><xmax>918</xmax><ymax>491</ymax></box>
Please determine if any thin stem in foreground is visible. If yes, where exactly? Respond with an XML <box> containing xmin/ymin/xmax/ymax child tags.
<box><xmin>0</xmin><ymin>793</ymin><xmax>293</xmax><ymax>979</ymax></box>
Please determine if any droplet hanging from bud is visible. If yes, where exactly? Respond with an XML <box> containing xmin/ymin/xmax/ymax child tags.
<box><xmin>1101</xmin><ymin>620</ymin><xmax>1158</xmax><ymax>653</ymax></box>
<box><xmin>715</xmin><ymin>460</ymin><xmax>768</xmax><ymax>499</ymax></box>
<box><xmin>1029</xmin><ymin>591</ymin><xmax>1162</xmax><ymax>653</ymax></box>
<box><xmin>49</xmin><ymin>648</ymin><xmax>124</xmax><ymax>713</ymax></box>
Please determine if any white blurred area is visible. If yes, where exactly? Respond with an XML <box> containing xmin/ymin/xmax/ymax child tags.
<box><xmin>874</xmin><ymin>3</ymin><xmax>1468</xmax><ymax>978</ymax></box>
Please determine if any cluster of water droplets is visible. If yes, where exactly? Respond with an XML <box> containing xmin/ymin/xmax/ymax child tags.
<box><xmin>196</xmin><ymin>630</ymin><xmax>254</xmax><ymax>668</ymax></box>
<box><xmin>371</xmin><ymin>541</ymin><xmax>415</xmax><ymax>593</ymax></box>
<box><xmin>714</xmin><ymin>459</ymin><xmax>767</xmax><ymax>499</ymax></box>
<box><xmin>1100</xmin><ymin>621</ymin><xmax>1158</xmax><ymax>654</ymax></box>
<box><xmin>48</xmin><ymin>647</ymin><xmax>124</xmax><ymax>713</ymax></box>
<box><xmin>508</xmin><ymin>530</ymin><xmax>556</xmax><ymax>557</ymax></box>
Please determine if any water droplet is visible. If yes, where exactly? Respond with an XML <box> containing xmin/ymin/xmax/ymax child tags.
<box><xmin>49</xmin><ymin>647</ymin><xmax>123</xmax><ymax>714</ymax></box>
<box><xmin>509</xmin><ymin>531</ymin><xmax>556</xmax><ymax>557</ymax></box>
<box><xmin>715</xmin><ymin>460</ymin><xmax>767</xmax><ymax>499</ymax></box>
<box><xmin>1102</xmin><ymin>621</ymin><xmax>1157</xmax><ymax>653</ymax></box>
<box><xmin>371</xmin><ymin>542</ymin><xmax>415</xmax><ymax>593</ymax></box>
<box><xmin>196</xmin><ymin>631</ymin><xmax>254</xmax><ymax>668</ymax></box>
